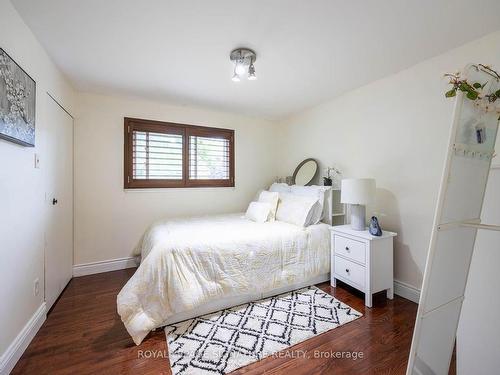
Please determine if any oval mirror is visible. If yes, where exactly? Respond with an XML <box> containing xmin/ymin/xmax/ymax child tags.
<box><xmin>293</xmin><ymin>158</ymin><xmax>319</xmax><ymax>186</ymax></box>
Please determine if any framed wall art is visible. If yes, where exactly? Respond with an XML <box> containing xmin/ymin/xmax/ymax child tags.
<box><xmin>0</xmin><ymin>48</ymin><xmax>36</xmax><ymax>146</ymax></box>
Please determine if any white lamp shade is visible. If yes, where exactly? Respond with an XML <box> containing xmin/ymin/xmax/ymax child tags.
<box><xmin>341</xmin><ymin>178</ymin><xmax>376</xmax><ymax>205</ymax></box>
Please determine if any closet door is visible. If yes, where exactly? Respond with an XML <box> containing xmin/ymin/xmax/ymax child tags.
<box><xmin>45</xmin><ymin>94</ymin><xmax>73</xmax><ymax>311</ymax></box>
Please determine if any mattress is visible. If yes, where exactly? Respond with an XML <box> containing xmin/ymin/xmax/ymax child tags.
<box><xmin>117</xmin><ymin>213</ymin><xmax>331</xmax><ymax>344</ymax></box>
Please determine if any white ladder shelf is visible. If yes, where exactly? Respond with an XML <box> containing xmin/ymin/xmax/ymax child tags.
<box><xmin>407</xmin><ymin>64</ymin><xmax>500</xmax><ymax>375</ymax></box>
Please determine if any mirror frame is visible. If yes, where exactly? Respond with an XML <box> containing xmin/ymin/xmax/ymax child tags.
<box><xmin>292</xmin><ymin>158</ymin><xmax>319</xmax><ymax>186</ymax></box>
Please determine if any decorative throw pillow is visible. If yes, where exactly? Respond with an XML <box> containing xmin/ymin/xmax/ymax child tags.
<box><xmin>290</xmin><ymin>185</ymin><xmax>331</xmax><ymax>224</ymax></box>
<box><xmin>245</xmin><ymin>201</ymin><xmax>272</xmax><ymax>223</ymax></box>
<box><xmin>258</xmin><ymin>191</ymin><xmax>279</xmax><ymax>221</ymax></box>
<box><xmin>275</xmin><ymin>193</ymin><xmax>319</xmax><ymax>227</ymax></box>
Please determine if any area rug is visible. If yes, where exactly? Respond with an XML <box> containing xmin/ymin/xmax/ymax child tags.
<box><xmin>164</xmin><ymin>286</ymin><xmax>362</xmax><ymax>374</ymax></box>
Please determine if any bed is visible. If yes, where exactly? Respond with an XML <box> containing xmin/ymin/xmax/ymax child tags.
<box><xmin>117</xmin><ymin>212</ymin><xmax>332</xmax><ymax>345</ymax></box>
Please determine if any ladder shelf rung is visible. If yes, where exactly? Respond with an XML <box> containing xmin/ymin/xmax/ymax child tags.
<box><xmin>461</xmin><ymin>222</ymin><xmax>500</xmax><ymax>231</ymax></box>
<box><xmin>437</xmin><ymin>221</ymin><xmax>500</xmax><ymax>231</ymax></box>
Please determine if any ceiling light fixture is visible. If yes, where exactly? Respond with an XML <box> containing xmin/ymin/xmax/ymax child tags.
<box><xmin>230</xmin><ymin>48</ymin><xmax>257</xmax><ymax>82</ymax></box>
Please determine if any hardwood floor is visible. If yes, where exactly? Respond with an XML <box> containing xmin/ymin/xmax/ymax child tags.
<box><xmin>12</xmin><ymin>269</ymin><xmax>450</xmax><ymax>375</ymax></box>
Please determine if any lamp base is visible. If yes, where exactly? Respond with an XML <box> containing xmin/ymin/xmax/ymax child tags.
<box><xmin>350</xmin><ymin>205</ymin><xmax>366</xmax><ymax>231</ymax></box>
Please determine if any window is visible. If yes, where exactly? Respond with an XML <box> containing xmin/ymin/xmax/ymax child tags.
<box><xmin>124</xmin><ymin>118</ymin><xmax>234</xmax><ymax>188</ymax></box>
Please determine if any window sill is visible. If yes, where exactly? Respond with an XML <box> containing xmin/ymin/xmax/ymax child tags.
<box><xmin>124</xmin><ymin>187</ymin><xmax>237</xmax><ymax>193</ymax></box>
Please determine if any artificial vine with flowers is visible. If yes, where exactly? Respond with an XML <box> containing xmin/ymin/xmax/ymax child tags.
<box><xmin>444</xmin><ymin>64</ymin><xmax>500</xmax><ymax>120</ymax></box>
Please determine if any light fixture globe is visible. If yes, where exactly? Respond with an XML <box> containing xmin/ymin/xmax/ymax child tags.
<box><xmin>235</xmin><ymin>62</ymin><xmax>246</xmax><ymax>75</ymax></box>
<box><xmin>248</xmin><ymin>64</ymin><xmax>257</xmax><ymax>80</ymax></box>
<box><xmin>230</xmin><ymin>48</ymin><xmax>257</xmax><ymax>81</ymax></box>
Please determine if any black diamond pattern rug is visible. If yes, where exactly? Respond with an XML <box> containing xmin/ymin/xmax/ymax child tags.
<box><xmin>164</xmin><ymin>286</ymin><xmax>362</xmax><ymax>374</ymax></box>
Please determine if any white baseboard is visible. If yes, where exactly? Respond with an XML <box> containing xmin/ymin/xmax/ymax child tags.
<box><xmin>72</xmin><ymin>257</ymin><xmax>422</xmax><ymax>304</ymax></box>
<box><xmin>74</xmin><ymin>257</ymin><xmax>421</xmax><ymax>304</ymax></box>
<box><xmin>0</xmin><ymin>302</ymin><xmax>46</xmax><ymax>375</ymax></box>
<box><xmin>394</xmin><ymin>279</ymin><xmax>421</xmax><ymax>304</ymax></box>
<box><xmin>73</xmin><ymin>256</ymin><xmax>138</xmax><ymax>277</ymax></box>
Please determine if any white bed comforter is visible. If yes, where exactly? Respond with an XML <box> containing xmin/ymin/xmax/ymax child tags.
<box><xmin>117</xmin><ymin>214</ymin><xmax>331</xmax><ymax>345</ymax></box>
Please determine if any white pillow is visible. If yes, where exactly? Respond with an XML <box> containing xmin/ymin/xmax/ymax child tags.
<box><xmin>290</xmin><ymin>185</ymin><xmax>331</xmax><ymax>224</ymax></box>
<box><xmin>269</xmin><ymin>183</ymin><xmax>291</xmax><ymax>193</ymax></box>
<box><xmin>258</xmin><ymin>191</ymin><xmax>279</xmax><ymax>221</ymax></box>
<box><xmin>245</xmin><ymin>201</ymin><xmax>272</xmax><ymax>223</ymax></box>
<box><xmin>276</xmin><ymin>193</ymin><xmax>319</xmax><ymax>227</ymax></box>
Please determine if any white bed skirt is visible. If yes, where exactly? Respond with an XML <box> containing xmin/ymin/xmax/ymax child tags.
<box><xmin>161</xmin><ymin>272</ymin><xmax>330</xmax><ymax>326</ymax></box>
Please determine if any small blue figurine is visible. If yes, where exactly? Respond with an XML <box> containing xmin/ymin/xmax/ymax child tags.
<box><xmin>369</xmin><ymin>216</ymin><xmax>382</xmax><ymax>236</ymax></box>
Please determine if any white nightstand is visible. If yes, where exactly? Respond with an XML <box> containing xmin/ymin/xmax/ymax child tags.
<box><xmin>330</xmin><ymin>224</ymin><xmax>397</xmax><ymax>308</ymax></box>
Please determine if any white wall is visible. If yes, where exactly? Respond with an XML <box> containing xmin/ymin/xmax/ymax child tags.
<box><xmin>74</xmin><ymin>93</ymin><xmax>279</xmax><ymax>265</ymax></box>
<box><xmin>277</xmin><ymin>30</ymin><xmax>500</xmax><ymax>290</ymax></box>
<box><xmin>457</xmin><ymin>164</ymin><xmax>500</xmax><ymax>375</ymax></box>
<box><xmin>0</xmin><ymin>0</ymin><xmax>76</xmax><ymax>368</ymax></box>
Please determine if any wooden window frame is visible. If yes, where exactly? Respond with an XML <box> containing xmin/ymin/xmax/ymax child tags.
<box><xmin>124</xmin><ymin>117</ymin><xmax>235</xmax><ymax>189</ymax></box>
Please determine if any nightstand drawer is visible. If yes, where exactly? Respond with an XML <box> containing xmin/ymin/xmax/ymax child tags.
<box><xmin>334</xmin><ymin>255</ymin><xmax>365</xmax><ymax>288</ymax></box>
<box><xmin>334</xmin><ymin>235</ymin><xmax>366</xmax><ymax>264</ymax></box>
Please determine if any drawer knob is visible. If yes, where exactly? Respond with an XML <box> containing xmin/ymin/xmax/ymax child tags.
<box><xmin>345</xmin><ymin>246</ymin><xmax>350</xmax><ymax>252</ymax></box>
<box><xmin>345</xmin><ymin>268</ymin><xmax>350</xmax><ymax>274</ymax></box>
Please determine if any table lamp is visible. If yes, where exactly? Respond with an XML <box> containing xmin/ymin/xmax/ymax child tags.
<box><xmin>341</xmin><ymin>178</ymin><xmax>376</xmax><ymax>231</ymax></box>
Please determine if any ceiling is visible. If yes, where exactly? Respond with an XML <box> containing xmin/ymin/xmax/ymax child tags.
<box><xmin>12</xmin><ymin>0</ymin><xmax>500</xmax><ymax>119</ymax></box>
